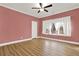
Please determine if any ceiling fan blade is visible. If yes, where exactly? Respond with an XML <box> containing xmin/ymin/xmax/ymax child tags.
<box><xmin>39</xmin><ymin>3</ymin><xmax>42</xmax><ymax>8</ymax></box>
<box><xmin>44</xmin><ymin>9</ymin><xmax>48</xmax><ymax>12</ymax></box>
<box><xmin>44</xmin><ymin>4</ymin><xmax>52</xmax><ymax>8</ymax></box>
<box><xmin>32</xmin><ymin>7</ymin><xmax>40</xmax><ymax>9</ymax></box>
<box><xmin>38</xmin><ymin>10</ymin><xmax>40</xmax><ymax>13</ymax></box>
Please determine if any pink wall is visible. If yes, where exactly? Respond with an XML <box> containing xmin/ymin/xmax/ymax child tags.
<box><xmin>0</xmin><ymin>6</ymin><xmax>38</xmax><ymax>43</ymax></box>
<box><xmin>37</xmin><ymin>19</ymin><xmax>42</xmax><ymax>36</ymax></box>
<box><xmin>0</xmin><ymin>6</ymin><xmax>79</xmax><ymax>44</ymax></box>
<box><xmin>38</xmin><ymin>8</ymin><xmax>79</xmax><ymax>42</ymax></box>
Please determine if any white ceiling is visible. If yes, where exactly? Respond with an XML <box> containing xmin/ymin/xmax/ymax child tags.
<box><xmin>0</xmin><ymin>3</ymin><xmax>79</xmax><ymax>18</ymax></box>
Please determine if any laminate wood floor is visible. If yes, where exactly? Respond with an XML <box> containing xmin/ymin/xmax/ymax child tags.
<box><xmin>0</xmin><ymin>38</ymin><xmax>79</xmax><ymax>56</ymax></box>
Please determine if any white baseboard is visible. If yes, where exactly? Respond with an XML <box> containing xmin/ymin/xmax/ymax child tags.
<box><xmin>0</xmin><ymin>36</ymin><xmax>79</xmax><ymax>47</ymax></box>
<box><xmin>0</xmin><ymin>36</ymin><xmax>40</xmax><ymax>47</ymax></box>
<box><xmin>0</xmin><ymin>38</ymin><xmax>32</xmax><ymax>47</ymax></box>
<box><xmin>37</xmin><ymin>36</ymin><xmax>79</xmax><ymax>45</ymax></box>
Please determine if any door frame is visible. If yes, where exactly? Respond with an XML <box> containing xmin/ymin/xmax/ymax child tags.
<box><xmin>32</xmin><ymin>21</ymin><xmax>37</xmax><ymax>38</ymax></box>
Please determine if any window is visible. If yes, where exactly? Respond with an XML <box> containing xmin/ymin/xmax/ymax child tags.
<box><xmin>42</xmin><ymin>16</ymin><xmax>71</xmax><ymax>36</ymax></box>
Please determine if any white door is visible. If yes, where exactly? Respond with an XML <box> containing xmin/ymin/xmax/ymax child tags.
<box><xmin>32</xmin><ymin>21</ymin><xmax>37</xmax><ymax>38</ymax></box>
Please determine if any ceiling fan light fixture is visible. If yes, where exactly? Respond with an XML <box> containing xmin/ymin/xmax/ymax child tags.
<box><xmin>40</xmin><ymin>8</ymin><xmax>44</xmax><ymax>11</ymax></box>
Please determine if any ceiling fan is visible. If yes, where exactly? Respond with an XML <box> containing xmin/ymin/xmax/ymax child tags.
<box><xmin>32</xmin><ymin>3</ymin><xmax>52</xmax><ymax>13</ymax></box>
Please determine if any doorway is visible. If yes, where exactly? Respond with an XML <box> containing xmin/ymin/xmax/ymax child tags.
<box><xmin>32</xmin><ymin>21</ymin><xmax>37</xmax><ymax>38</ymax></box>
